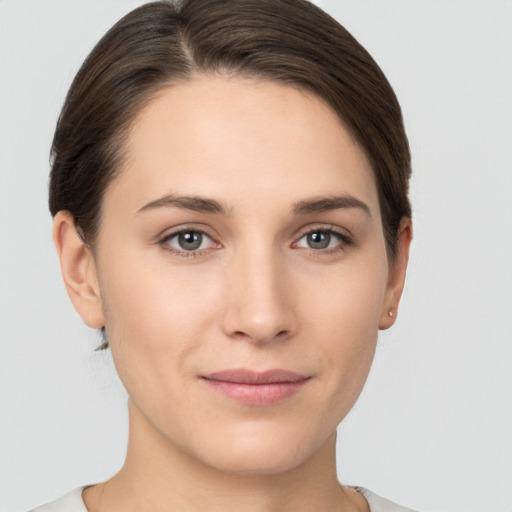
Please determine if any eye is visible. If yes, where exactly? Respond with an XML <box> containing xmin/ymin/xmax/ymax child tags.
<box><xmin>162</xmin><ymin>230</ymin><xmax>215</xmax><ymax>253</ymax></box>
<box><xmin>295</xmin><ymin>229</ymin><xmax>349</xmax><ymax>251</ymax></box>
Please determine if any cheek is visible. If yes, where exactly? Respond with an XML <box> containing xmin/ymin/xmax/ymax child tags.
<box><xmin>305</xmin><ymin>254</ymin><xmax>388</xmax><ymax>387</ymax></box>
<box><xmin>98</xmin><ymin>255</ymin><xmax>222</xmax><ymax>373</ymax></box>
<box><xmin>306</xmin><ymin>252</ymin><xmax>388</xmax><ymax>337</ymax></box>
<box><xmin>97</xmin><ymin>259</ymin><xmax>225</xmax><ymax>434</ymax></box>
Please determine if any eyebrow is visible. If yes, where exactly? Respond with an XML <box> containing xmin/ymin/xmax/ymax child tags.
<box><xmin>136</xmin><ymin>193</ymin><xmax>371</xmax><ymax>217</ymax></box>
<box><xmin>292</xmin><ymin>195</ymin><xmax>371</xmax><ymax>216</ymax></box>
<box><xmin>137</xmin><ymin>194</ymin><xmax>228</xmax><ymax>215</ymax></box>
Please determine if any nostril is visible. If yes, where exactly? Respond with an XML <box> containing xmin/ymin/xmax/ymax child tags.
<box><xmin>229</xmin><ymin>329</ymin><xmax>290</xmax><ymax>343</ymax></box>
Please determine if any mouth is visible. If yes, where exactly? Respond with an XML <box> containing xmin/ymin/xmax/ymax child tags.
<box><xmin>201</xmin><ymin>369</ymin><xmax>311</xmax><ymax>405</ymax></box>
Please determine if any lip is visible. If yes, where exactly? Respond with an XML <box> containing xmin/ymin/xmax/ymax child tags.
<box><xmin>201</xmin><ymin>369</ymin><xmax>310</xmax><ymax>405</ymax></box>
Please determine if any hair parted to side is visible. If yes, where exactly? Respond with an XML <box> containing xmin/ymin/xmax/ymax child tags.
<box><xmin>49</xmin><ymin>0</ymin><xmax>412</xmax><ymax>350</ymax></box>
<box><xmin>49</xmin><ymin>0</ymin><xmax>411</xmax><ymax>256</ymax></box>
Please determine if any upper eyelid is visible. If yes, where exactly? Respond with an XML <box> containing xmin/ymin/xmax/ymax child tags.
<box><xmin>158</xmin><ymin>224</ymin><xmax>219</xmax><ymax>243</ymax></box>
<box><xmin>292</xmin><ymin>226</ymin><xmax>355</xmax><ymax>252</ymax></box>
<box><xmin>294</xmin><ymin>224</ymin><xmax>352</xmax><ymax>240</ymax></box>
<box><xmin>159</xmin><ymin>229</ymin><xmax>219</xmax><ymax>257</ymax></box>
<box><xmin>162</xmin><ymin>227</ymin><xmax>210</xmax><ymax>238</ymax></box>
<box><xmin>164</xmin><ymin>229</ymin><xmax>213</xmax><ymax>242</ymax></box>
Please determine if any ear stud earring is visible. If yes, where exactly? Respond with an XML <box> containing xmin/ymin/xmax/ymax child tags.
<box><xmin>388</xmin><ymin>311</ymin><xmax>393</xmax><ymax>317</ymax></box>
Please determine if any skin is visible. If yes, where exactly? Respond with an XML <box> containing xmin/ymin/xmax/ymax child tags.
<box><xmin>54</xmin><ymin>77</ymin><xmax>411</xmax><ymax>512</ymax></box>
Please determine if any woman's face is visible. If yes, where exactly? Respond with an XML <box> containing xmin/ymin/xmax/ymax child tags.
<box><xmin>64</xmin><ymin>77</ymin><xmax>409</xmax><ymax>474</ymax></box>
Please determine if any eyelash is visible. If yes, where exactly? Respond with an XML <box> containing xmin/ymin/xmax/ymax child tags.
<box><xmin>293</xmin><ymin>226</ymin><xmax>354</xmax><ymax>255</ymax></box>
<box><xmin>160</xmin><ymin>227</ymin><xmax>219</xmax><ymax>258</ymax></box>
<box><xmin>159</xmin><ymin>225</ymin><xmax>353</xmax><ymax>258</ymax></box>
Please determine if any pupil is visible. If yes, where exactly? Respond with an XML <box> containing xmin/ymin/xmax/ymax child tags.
<box><xmin>179</xmin><ymin>231</ymin><xmax>202</xmax><ymax>250</ymax></box>
<box><xmin>308</xmin><ymin>231</ymin><xmax>330</xmax><ymax>249</ymax></box>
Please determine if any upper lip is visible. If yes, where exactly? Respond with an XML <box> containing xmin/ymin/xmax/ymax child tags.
<box><xmin>202</xmin><ymin>369</ymin><xmax>309</xmax><ymax>384</ymax></box>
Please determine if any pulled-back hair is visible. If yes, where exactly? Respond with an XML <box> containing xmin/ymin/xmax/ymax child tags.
<box><xmin>49</xmin><ymin>0</ymin><xmax>411</xmax><ymax>257</ymax></box>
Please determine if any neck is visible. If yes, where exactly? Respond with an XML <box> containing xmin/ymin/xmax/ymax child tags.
<box><xmin>83</xmin><ymin>401</ymin><xmax>367</xmax><ymax>512</ymax></box>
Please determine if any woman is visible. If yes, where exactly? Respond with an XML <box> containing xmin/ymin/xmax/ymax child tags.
<box><xmin>32</xmin><ymin>0</ymin><xmax>414</xmax><ymax>510</ymax></box>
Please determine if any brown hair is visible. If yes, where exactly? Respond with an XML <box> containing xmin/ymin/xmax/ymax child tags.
<box><xmin>49</xmin><ymin>0</ymin><xmax>411</xmax><ymax>256</ymax></box>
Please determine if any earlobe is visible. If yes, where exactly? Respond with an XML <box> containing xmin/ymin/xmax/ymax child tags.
<box><xmin>53</xmin><ymin>211</ymin><xmax>105</xmax><ymax>329</ymax></box>
<box><xmin>379</xmin><ymin>217</ymin><xmax>412</xmax><ymax>330</ymax></box>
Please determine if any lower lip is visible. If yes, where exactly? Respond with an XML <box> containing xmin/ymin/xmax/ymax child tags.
<box><xmin>203</xmin><ymin>379</ymin><xmax>309</xmax><ymax>405</ymax></box>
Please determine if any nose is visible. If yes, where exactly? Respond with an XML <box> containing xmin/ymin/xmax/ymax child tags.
<box><xmin>220</xmin><ymin>246</ymin><xmax>296</xmax><ymax>345</ymax></box>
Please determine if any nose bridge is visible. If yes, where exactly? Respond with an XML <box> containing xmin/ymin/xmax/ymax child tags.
<box><xmin>221</xmin><ymin>237</ymin><xmax>295</xmax><ymax>343</ymax></box>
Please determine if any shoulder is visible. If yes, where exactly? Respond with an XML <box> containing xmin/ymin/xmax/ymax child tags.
<box><xmin>28</xmin><ymin>487</ymin><xmax>88</xmax><ymax>512</ymax></box>
<box><xmin>354</xmin><ymin>486</ymin><xmax>419</xmax><ymax>512</ymax></box>
<box><xmin>27</xmin><ymin>485</ymin><xmax>418</xmax><ymax>512</ymax></box>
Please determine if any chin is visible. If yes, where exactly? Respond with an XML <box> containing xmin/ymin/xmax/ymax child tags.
<box><xmin>205</xmin><ymin>446</ymin><xmax>309</xmax><ymax>476</ymax></box>
<box><xmin>188</xmin><ymin>421</ymin><xmax>332</xmax><ymax>476</ymax></box>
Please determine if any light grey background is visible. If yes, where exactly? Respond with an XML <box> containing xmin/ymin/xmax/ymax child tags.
<box><xmin>1</xmin><ymin>1</ymin><xmax>511</xmax><ymax>511</ymax></box>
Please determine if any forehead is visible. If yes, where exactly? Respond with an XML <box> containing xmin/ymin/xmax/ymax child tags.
<box><xmin>108</xmin><ymin>76</ymin><xmax>379</xmax><ymax>215</ymax></box>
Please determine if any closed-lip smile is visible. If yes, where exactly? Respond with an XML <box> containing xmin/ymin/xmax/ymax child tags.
<box><xmin>201</xmin><ymin>369</ymin><xmax>311</xmax><ymax>405</ymax></box>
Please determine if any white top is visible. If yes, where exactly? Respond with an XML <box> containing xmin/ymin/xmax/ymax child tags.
<box><xmin>30</xmin><ymin>486</ymin><xmax>417</xmax><ymax>512</ymax></box>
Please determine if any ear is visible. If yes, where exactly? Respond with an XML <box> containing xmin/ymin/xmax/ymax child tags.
<box><xmin>379</xmin><ymin>217</ymin><xmax>412</xmax><ymax>330</ymax></box>
<box><xmin>53</xmin><ymin>211</ymin><xmax>105</xmax><ymax>329</ymax></box>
